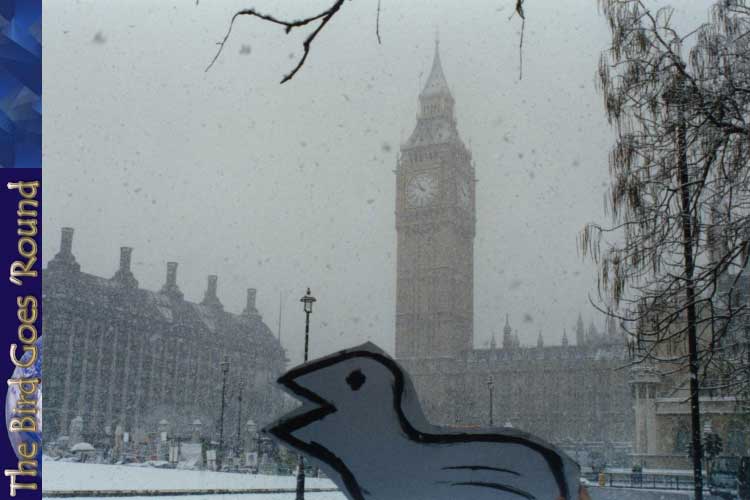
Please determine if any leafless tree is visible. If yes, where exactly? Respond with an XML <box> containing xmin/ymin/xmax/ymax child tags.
<box><xmin>581</xmin><ymin>1</ymin><xmax>750</xmax><ymax>497</ymax></box>
<box><xmin>694</xmin><ymin>2</ymin><xmax>750</xmax><ymax>430</ymax></box>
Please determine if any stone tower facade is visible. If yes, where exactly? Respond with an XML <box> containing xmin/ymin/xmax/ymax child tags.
<box><xmin>392</xmin><ymin>46</ymin><xmax>635</xmax><ymax>466</ymax></box>
<box><xmin>395</xmin><ymin>41</ymin><xmax>476</xmax><ymax>359</ymax></box>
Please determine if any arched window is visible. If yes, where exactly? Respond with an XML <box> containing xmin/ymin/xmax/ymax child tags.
<box><xmin>727</xmin><ymin>421</ymin><xmax>747</xmax><ymax>456</ymax></box>
<box><xmin>674</xmin><ymin>427</ymin><xmax>690</xmax><ymax>454</ymax></box>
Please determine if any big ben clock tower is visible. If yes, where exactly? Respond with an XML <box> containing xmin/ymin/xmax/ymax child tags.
<box><xmin>395</xmin><ymin>41</ymin><xmax>475</xmax><ymax>359</ymax></box>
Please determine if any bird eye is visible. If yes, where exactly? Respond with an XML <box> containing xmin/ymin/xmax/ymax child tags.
<box><xmin>345</xmin><ymin>369</ymin><xmax>366</xmax><ymax>391</ymax></box>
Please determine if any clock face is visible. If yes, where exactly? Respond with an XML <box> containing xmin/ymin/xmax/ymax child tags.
<box><xmin>457</xmin><ymin>179</ymin><xmax>470</xmax><ymax>208</ymax></box>
<box><xmin>407</xmin><ymin>173</ymin><xmax>438</xmax><ymax>207</ymax></box>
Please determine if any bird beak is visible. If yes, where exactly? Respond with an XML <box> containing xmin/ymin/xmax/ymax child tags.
<box><xmin>264</xmin><ymin>365</ymin><xmax>337</xmax><ymax>448</ymax></box>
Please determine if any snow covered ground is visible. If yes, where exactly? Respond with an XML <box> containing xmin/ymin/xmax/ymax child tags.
<box><xmin>589</xmin><ymin>488</ymin><xmax>692</xmax><ymax>499</ymax></box>
<box><xmin>43</xmin><ymin>459</ymin><xmax>337</xmax><ymax>493</ymax></box>
<box><xmin>51</xmin><ymin>494</ymin><xmax>344</xmax><ymax>500</ymax></box>
<box><xmin>44</xmin><ymin>460</ymin><xmax>714</xmax><ymax>499</ymax></box>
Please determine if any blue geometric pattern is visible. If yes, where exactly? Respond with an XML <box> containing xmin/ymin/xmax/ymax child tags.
<box><xmin>0</xmin><ymin>0</ymin><xmax>41</xmax><ymax>168</ymax></box>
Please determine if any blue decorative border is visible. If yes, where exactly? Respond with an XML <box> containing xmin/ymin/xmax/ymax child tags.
<box><xmin>0</xmin><ymin>172</ymin><xmax>42</xmax><ymax>498</ymax></box>
<box><xmin>0</xmin><ymin>0</ymin><xmax>41</xmax><ymax>169</ymax></box>
<box><xmin>0</xmin><ymin>1</ymin><xmax>42</xmax><ymax>498</ymax></box>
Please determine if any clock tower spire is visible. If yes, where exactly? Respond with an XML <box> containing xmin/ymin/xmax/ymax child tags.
<box><xmin>395</xmin><ymin>42</ymin><xmax>476</xmax><ymax>359</ymax></box>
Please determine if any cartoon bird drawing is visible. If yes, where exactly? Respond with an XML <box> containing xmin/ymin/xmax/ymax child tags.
<box><xmin>267</xmin><ymin>342</ymin><xmax>580</xmax><ymax>500</ymax></box>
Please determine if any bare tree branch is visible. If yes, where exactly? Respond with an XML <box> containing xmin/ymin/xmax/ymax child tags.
<box><xmin>205</xmin><ymin>0</ymin><xmax>347</xmax><ymax>83</ymax></box>
<box><xmin>508</xmin><ymin>0</ymin><xmax>526</xmax><ymax>80</ymax></box>
<box><xmin>376</xmin><ymin>0</ymin><xmax>382</xmax><ymax>45</ymax></box>
<box><xmin>208</xmin><ymin>1</ymin><xmax>539</xmax><ymax>83</ymax></box>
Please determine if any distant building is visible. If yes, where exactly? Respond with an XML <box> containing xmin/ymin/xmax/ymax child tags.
<box><xmin>43</xmin><ymin>227</ymin><xmax>287</xmax><ymax>451</ymax></box>
<box><xmin>399</xmin><ymin>317</ymin><xmax>634</xmax><ymax>466</ymax></box>
<box><xmin>394</xmin><ymin>42</ymin><xmax>633</xmax><ymax>466</ymax></box>
<box><xmin>630</xmin><ymin>234</ymin><xmax>750</xmax><ymax>468</ymax></box>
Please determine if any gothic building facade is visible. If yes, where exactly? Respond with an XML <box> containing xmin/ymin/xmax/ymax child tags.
<box><xmin>43</xmin><ymin>227</ymin><xmax>287</xmax><ymax>451</ymax></box>
<box><xmin>394</xmin><ymin>44</ymin><xmax>634</xmax><ymax>465</ymax></box>
<box><xmin>630</xmin><ymin>252</ymin><xmax>750</xmax><ymax>468</ymax></box>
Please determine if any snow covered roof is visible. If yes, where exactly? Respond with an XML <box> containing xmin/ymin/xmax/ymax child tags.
<box><xmin>43</xmin><ymin>256</ymin><xmax>284</xmax><ymax>366</ymax></box>
<box><xmin>70</xmin><ymin>442</ymin><xmax>95</xmax><ymax>452</ymax></box>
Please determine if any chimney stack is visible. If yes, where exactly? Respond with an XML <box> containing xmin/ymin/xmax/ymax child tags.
<box><xmin>207</xmin><ymin>275</ymin><xmax>217</xmax><ymax>297</ymax></box>
<box><xmin>112</xmin><ymin>246</ymin><xmax>138</xmax><ymax>288</ymax></box>
<box><xmin>119</xmin><ymin>247</ymin><xmax>133</xmax><ymax>272</ymax></box>
<box><xmin>61</xmin><ymin>227</ymin><xmax>74</xmax><ymax>255</ymax></box>
<box><xmin>166</xmin><ymin>262</ymin><xmax>178</xmax><ymax>287</ymax></box>
<box><xmin>202</xmin><ymin>275</ymin><xmax>223</xmax><ymax>309</ymax></box>
<box><xmin>243</xmin><ymin>288</ymin><xmax>260</xmax><ymax>318</ymax></box>
<box><xmin>48</xmin><ymin>227</ymin><xmax>80</xmax><ymax>272</ymax></box>
<box><xmin>160</xmin><ymin>261</ymin><xmax>183</xmax><ymax>300</ymax></box>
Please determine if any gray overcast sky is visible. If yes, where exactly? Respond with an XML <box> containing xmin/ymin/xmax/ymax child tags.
<box><xmin>42</xmin><ymin>0</ymin><xmax>712</xmax><ymax>364</ymax></box>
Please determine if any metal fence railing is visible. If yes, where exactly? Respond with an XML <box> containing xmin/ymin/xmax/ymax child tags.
<box><xmin>582</xmin><ymin>472</ymin><xmax>695</xmax><ymax>491</ymax></box>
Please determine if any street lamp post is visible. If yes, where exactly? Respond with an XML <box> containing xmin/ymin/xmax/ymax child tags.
<box><xmin>486</xmin><ymin>375</ymin><xmax>494</xmax><ymax>427</ymax></box>
<box><xmin>296</xmin><ymin>288</ymin><xmax>316</xmax><ymax>500</ymax></box>
<box><xmin>235</xmin><ymin>387</ymin><xmax>243</xmax><ymax>461</ymax></box>
<box><xmin>301</xmin><ymin>288</ymin><xmax>315</xmax><ymax>362</ymax></box>
<box><xmin>246</xmin><ymin>420</ymin><xmax>259</xmax><ymax>473</ymax></box>
<box><xmin>217</xmin><ymin>356</ymin><xmax>230</xmax><ymax>471</ymax></box>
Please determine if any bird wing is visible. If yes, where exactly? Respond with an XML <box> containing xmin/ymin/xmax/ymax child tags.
<box><xmin>437</xmin><ymin>480</ymin><xmax>536</xmax><ymax>500</ymax></box>
<box><xmin>437</xmin><ymin>465</ymin><xmax>535</xmax><ymax>500</ymax></box>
